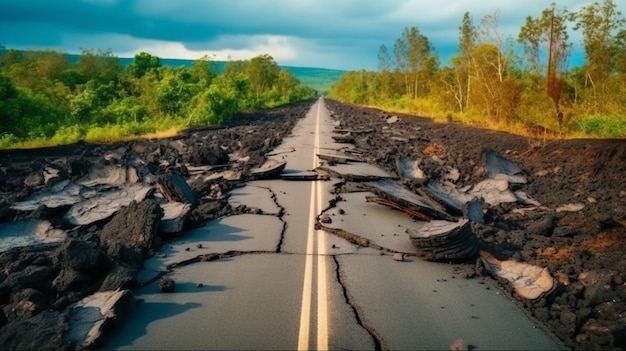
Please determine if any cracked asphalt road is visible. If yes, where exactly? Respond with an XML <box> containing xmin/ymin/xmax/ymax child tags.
<box><xmin>103</xmin><ymin>98</ymin><xmax>566</xmax><ymax>351</ymax></box>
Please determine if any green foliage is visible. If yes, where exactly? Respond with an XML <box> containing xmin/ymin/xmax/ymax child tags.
<box><xmin>570</xmin><ymin>115</ymin><xmax>626</xmax><ymax>138</ymax></box>
<box><xmin>330</xmin><ymin>3</ymin><xmax>626</xmax><ymax>139</ymax></box>
<box><xmin>0</xmin><ymin>48</ymin><xmax>315</xmax><ymax>148</ymax></box>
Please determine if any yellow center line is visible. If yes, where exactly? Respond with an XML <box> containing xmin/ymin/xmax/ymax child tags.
<box><xmin>297</xmin><ymin>99</ymin><xmax>329</xmax><ymax>351</ymax></box>
<box><xmin>316</xmin><ymin>101</ymin><xmax>329</xmax><ymax>351</ymax></box>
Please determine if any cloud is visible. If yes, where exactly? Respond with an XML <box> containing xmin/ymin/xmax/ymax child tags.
<box><xmin>1</xmin><ymin>0</ymin><xmax>625</xmax><ymax>70</ymax></box>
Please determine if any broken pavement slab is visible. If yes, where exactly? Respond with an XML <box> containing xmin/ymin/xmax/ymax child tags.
<box><xmin>396</xmin><ymin>156</ymin><xmax>426</xmax><ymax>181</ymax></box>
<box><xmin>250</xmin><ymin>159</ymin><xmax>287</xmax><ymax>179</ymax></box>
<box><xmin>368</xmin><ymin>179</ymin><xmax>457</xmax><ymax>222</ymax></box>
<box><xmin>0</xmin><ymin>219</ymin><xmax>67</xmax><ymax>252</ymax></box>
<box><xmin>467</xmin><ymin>179</ymin><xmax>517</xmax><ymax>207</ymax></box>
<box><xmin>64</xmin><ymin>184</ymin><xmax>154</xmax><ymax>226</ymax></box>
<box><xmin>319</xmin><ymin>164</ymin><xmax>398</xmax><ymax>182</ymax></box>
<box><xmin>78</xmin><ymin>165</ymin><xmax>137</xmax><ymax>188</ymax></box>
<box><xmin>484</xmin><ymin>150</ymin><xmax>527</xmax><ymax>184</ymax></box>
<box><xmin>10</xmin><ymin>180</ymin><xmax>97</xmax><ymax>211</ymax></box>
<box><xmin>160</xmin><ymin>202</ymin><xmax>192</xmax><ymax>234</ymax></box>
<box><xmin>317</xmin><ymin>153</ymin><xmax>364</xmax><ymax>164</ymax></box>
<box><xmin>65</xmin><ymin>289</ymin><xmax>131</xmax><ymax>350</ymax></box>
<box><xmin>406</xmin><ymin>219</ymin><xmax>480</xmax><ymax>262</ymax></box>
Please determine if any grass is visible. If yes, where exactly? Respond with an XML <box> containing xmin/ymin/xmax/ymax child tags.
<box><xmin>357</xmin><ymin>97</ymin><xmax>626</xmax><ymax>140</ymax></box>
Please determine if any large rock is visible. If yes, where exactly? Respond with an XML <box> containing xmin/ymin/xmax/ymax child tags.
<box><xmin>0</xmin><ymin>265</ymin><xmax>54</xmax><ymax>301</ymax></box>
<box><xmin>100</xmin><ymin>199</ymin><xmax>162</xmax><ymax>254</ymax></box>
<box><xmin>156</xmin><ymin>171</ymin><xmax>199</xmax><ymax>207</ymax></box>
<box><xmin>0</xmin><ymin>310</ymin><xmax>67</xmax><ymax>351</ymax></box>
<box><xmin>99</xmin><ymin>265</ymin><xmax>137</xmax><ymax>291</ymax></box>
<box><xmin>52</xmin><ymin>239</ymin><xmax>112</xmax><ymax>292</ymax></box>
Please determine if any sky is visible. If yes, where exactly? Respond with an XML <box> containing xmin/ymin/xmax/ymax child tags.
<box><xmin>0</xmin><ymin>0</ymin><xmax>624</xmax><ymax>71</ymax></box>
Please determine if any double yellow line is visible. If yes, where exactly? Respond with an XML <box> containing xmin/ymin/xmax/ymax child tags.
<box><xmin>297</xmin><ymin>100</ymin><xmax>329</xmax><ymax>351</ymax></box>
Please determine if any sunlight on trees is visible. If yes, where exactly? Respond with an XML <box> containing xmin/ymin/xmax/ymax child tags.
<box><xmin>330</xmin><ymin>0</ymin><xmax>626</xmax><ymax>138</ymax></box>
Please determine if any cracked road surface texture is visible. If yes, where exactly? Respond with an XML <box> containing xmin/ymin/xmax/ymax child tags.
<box><xmin>103</xmin><ymin>98</ymin><xmax>566</xmax><ymax>351</ymax></box>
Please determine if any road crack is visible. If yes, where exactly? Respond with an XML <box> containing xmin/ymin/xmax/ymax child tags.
<box><xmin>254</xmin><ymin>185</ymin><xmax>287</xmax><ymax>253</ymax></box>
<box><xmin>165</xmin><ymin>250</ymin><xmax>280</xmax><ymax>270</ymax></box>
<box><xmin>333</xmin><ymin>255</ymin><xmax>388</xmax><ymax>351</ymax></box>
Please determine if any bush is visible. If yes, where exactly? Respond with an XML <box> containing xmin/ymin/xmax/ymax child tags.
<box><xmin>570</xmin><ymin>115</ymin><xmax>626</xmax><ymax>138</ymax></box>
<box><xmin>50</xmin><ymin>125</ymin><xmax>85</xmax><ymax>145</ymax></box>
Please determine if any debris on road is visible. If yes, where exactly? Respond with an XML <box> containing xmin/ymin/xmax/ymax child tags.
<box><xmin>66</xmin><ymin>289</ymin><xmax>131</xmax><ymax>349</ymax></box>
<box><xmin>407</xmin><ymin>219</ymin><xmax>480</xmax><ymax>262</ymax></box>
<box><xmin>395</xmin><ymin>156</ymin><xmax>426</xmax><ymax>181</ymax></box>
<box><xmin>157</xmin><ymin>171</ymin><xmax>199</xmax><ymax>207</ymax></box>
<box><xmin>368</xmin><ymin>179</ymin><xmax>457</xmax><ymax>222</ymax></box>
<box><xmin>479</xmin><ymin>251</ymin><xmax>556</xmax><ymax>300</ymax></box>
<box><xmin>250</xmin><ymin>159</ymin><xmax>287</xmax><ymax>179</ymax></box>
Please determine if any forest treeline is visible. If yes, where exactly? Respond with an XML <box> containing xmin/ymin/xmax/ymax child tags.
<box><xmin>0</xmin><ymin>48</ymin><xmax>315</xmax><ymax>148</ymax></box>
<box><xmin>329</xmin><ymin>0</ymin><xmax>626</xmax><ymax>138</ymax></box>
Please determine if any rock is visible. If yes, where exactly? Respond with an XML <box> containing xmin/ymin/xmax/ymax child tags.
<box><xmin>159</xmin><ymin>276</ymin><xmax>175</xmax><ymax>292</ymax></box>
<box><xmin>55</xmin><ymin>239</ymin><xmax>111</xmax><ymax>274</ymax></box>
<box><xmin>0</xmin><ymin>265</ymin><xmax>54</xmax><ymax>293</ymax></box>
<box><xmin>407</xmin><ymin>219</ymin><xmax>480</xmax><ymax>262</ymax></box>
<box><xmin>52</xmin><ymin>239</ymin><xmax>112</xmax><ymax>292</ymax></box>
<box><xmin>0</xmin><ymin>310</ymin><xmax>67</xmax><ymax>351</ymax></box>
<box><xmin>480</xmin><ymin>250</ymin><xmax>556</xmax><ymax>300</ymax></box>
<box><xmin>24</xmin><ymin>172</ymin><xmax>44</xmax><ymax>188</ymax></box>
<box><xmin>4</xmin><ymin>288</ymin><xmax>49</xmax><ymax>321</ymax></box>
<box><xmin>526</xmin><ymin>215</ymin><xmax>555</xmax><ymax>237</ymax></box>
<box><xmin>157</xmin><ymin>171</ymin><xmax>199</xmax><ymax>207</ymax></box>
<box><xmin>449</xmin><ymin>338</ymin><xmax>469</xmax><ymax>351</ymax></box>
<box><xmin>556</xmin><ymin>203</ymin><xmax>585</xmax><ymax>213</ymax></box>
<box><xmin>320</xmin><ymin>214</ymin><xmax>332</xmax><ymax>224</ymax></box>
<box><xmin>392</xmin><ymin>253</ymin><xmax>404</xmax><ymax>262</ymax></box>
<box><xmin>105</xmin><ymin>242</ymin><xmax>144</xmax><ymax>269</ymax></box>
<box><xmin>386</xmin><ymin>115</ymin><xmax>399</xmax><ymax>124</ymax></box>
<box><xmin>188</xmin><ymin>200</ymin><xmax>229</xmax><ymax>226</ymax></box>
<box><xmin>100</xmin><ymin>199</ymin><xmax>162</xmax><ymax>253</ymax></box>
<box><xmin>99</xmin><ymin>265</ymin><xmax>137</xmax><ymax>291</ymax></box>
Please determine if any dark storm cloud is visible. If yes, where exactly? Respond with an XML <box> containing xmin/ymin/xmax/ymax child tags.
<box><xmin>1</xmin><ymin>0</ymin><xmax>625</xmax><ymax>70</ymax></box>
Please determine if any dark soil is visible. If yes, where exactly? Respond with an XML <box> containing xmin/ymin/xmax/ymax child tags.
<box><xmin>324</xmin><ymin>99</ymin><xmax>626</xmax><ymax>351</ymax></box>
<box><xmin>0</xmin><ymin>98</ymin><xmax>624</xmax><ymax>350</ymax></box>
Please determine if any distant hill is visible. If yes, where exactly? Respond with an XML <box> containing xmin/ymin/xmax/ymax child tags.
<box><xmin>67</xmin><ymin>54</ymin><xmax>345</xmax><ymax>93</ymax></box>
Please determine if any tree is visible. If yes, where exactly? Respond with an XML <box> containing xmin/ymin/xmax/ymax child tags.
<box><xmin>76</xmin><ymin>48</ymin><xmax>120</xmax><ymax>84</ymax></box>
<box><xmin>392</xmin><ymin>27</ymin><xmax>436</xmax><ymax>99</ymax></box>
<box><xmin>377</xmin><ymin>44</ymin><xmax>394</xmax><ymax>100</ymax></box>
<box><xmin>246</xmin><ymin>54</ymin><xmax>279</xmax><ymax>99</ymax></box>
<box><xmin>127</xmin><ymin>52</ymin><xmax>161</xmax><ymax>78</ymax></box>
<box><xmin>451</xmin><ymin>11</ymin><xmax>477</xmax><ymax>112</ymax></box>
<box><xmin>190</xmin><ymin>55</ymin><xmax>217</xmax><ymax>87</ymax></box>
<box><xmin>572</xmin><ymin>0</ymin><xmax>625</xmax><ymax>96</ymax></box>
<box><xmin>519</xmin><ymin>4</ymin><xmax>571</xmax><ymax>128</ymax></box>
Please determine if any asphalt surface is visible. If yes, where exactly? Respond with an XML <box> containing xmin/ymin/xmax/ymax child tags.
<box><xmin>102</xmin><ymin>98</ymin><xmax>567</xmax><ymax>350</ymax></box>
